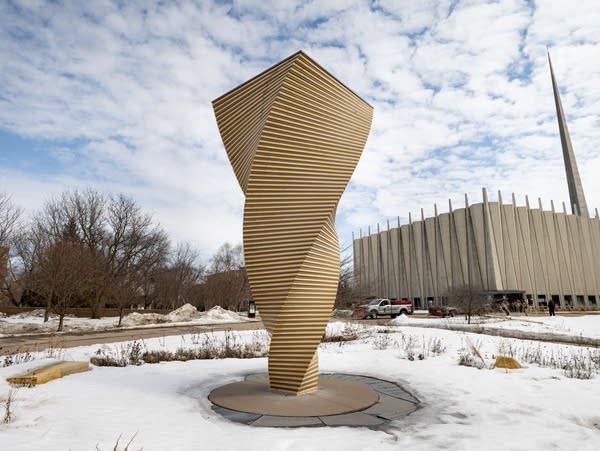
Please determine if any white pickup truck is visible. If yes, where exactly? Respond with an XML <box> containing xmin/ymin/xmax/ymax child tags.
<box><xmin>360</xmin><ymin>298</ymin><xmax>413</xmax><ymax>319</ymax></box>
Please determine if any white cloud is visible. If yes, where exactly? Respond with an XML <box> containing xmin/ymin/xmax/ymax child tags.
<box><xmin>1</xmin><ymin>0</ymin><xmax>599</xmax><ymax>259</ymax></box>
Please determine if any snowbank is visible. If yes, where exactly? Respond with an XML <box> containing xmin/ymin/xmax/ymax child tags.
<box><xmin>120</xmin><ymin>304</ymin><xmax>246</xmax><ymax>327</ymax></box>
<box><xmin>390</xmin><ymin>313</ymin><xmax>410</xmax><ymax>325</ymax></box>
<box><xmin>389</xmin><ymin>312</ymin><xmax>600</xmax><ymax>341</ymax></box>
<box><xmin>2</xmin><ymin>321</ymin><xmax>600</xmax><ymax>450</ymax></box>
<box><xmin>1</xmin><ymin>304</ymin><xmax>252</xmax><ymax>336</ymax></box>
<box><xmin>120</xmin><ymin>312</ymin><xmax>169</xmax><ymax>327</ymax></box>
<box><xmin>203</xmin><ymin>305</ymin><xmax>245</xmax><ymax>323</ymax></box>
<box><xmin>166</xmin><ymin>303</ymin><xmax>202</xmax><ymax>322</ymax></box>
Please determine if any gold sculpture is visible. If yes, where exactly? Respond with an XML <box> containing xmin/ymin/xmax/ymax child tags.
<box><xmin>213</xmin><ymin>51</ymin><xmax>372</xmax><ymax>394</ymax></box>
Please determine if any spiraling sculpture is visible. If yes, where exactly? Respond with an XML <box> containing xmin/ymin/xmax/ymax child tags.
<box><xmin>213</xmin><ymin>51</ymin><xmax>372</xmax><ymax>394</ymax></box>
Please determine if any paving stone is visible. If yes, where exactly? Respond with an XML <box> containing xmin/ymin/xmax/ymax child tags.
<box><xmin>209</xmin><ymin>373</ymin><xmax>420</xmax><ymax>429</ymax></box>
<box><xmin>363</xmin><ymin>393</ymin><xmax>418</xmax><ymax>420</ymax></box>
<box><xmin>251</xmin><ymin>415</ymin><xmax>323</xmax><ymax>427</ymax></box>
<box><xmin>211</xmin><ymin>405</ymin><xmax>262</xmax><ymax>424</ymax></box>
<box><xmin>320</xmin><ymin>412</ymin><xmax>386</xmax><ymax>427</ymax></box>
<box><xmin>375</xmin><ymin>386</ymin><xmax>419</xmax><ymax>403</ymax></box>
<box><xmin>244</xmin><ymin>373</ymin><xmax>267</xmax><ymax>382</ymax></box>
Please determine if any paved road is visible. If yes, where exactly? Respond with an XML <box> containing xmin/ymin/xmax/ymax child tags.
<box><xmin>0</xmin><ymin>321</ymin><xmax>265</xmax><ymax>356</ymax></box>
<box><xmin>3</xmin><ymin>311</ymin><xmax>597</xmax><ymax>356</ymax></box>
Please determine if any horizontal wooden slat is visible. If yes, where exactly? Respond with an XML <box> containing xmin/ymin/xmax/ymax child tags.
<box><xmin>213</xmin><ymin>51</ymin><xmax>372</xmax><ymax>394</ymax></box>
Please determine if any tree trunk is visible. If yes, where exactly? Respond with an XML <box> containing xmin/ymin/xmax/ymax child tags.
<box><xmin>57</xmin><ymin>313</ymin><xmax>64</xmax><ymax>331</ymax></box>
<box><xmin>90</xmin><ymin>290</ymin><xmax>104</xmax><ymax>319</ymax></box>
<box><xmin>117</xmin><ymin>305</ymin><xmax>124</xmax><ymax>327</ymax></box>
<box><xmin>44</xmin><ymin>293</ymin><xmax>52</xmax><ymax>322</ymax></box>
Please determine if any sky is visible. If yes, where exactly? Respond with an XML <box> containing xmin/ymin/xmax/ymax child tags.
<box><xmin>1</xmin><ymin>0</ymin><xmax>600</xmax><ymax>260</ymax></box>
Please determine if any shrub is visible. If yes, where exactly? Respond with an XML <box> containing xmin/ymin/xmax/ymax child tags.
<box><xmin>1</xmin><ymin>388</ymin><xmax>16</xmax><ymax>424</ymax></box>
<box><xmin>322</xmin><ymin>324</ymin><xmax>362</xmax><ymax>343</ymax></box>
<box><xmin>92</xmin><ymin>331</ymin><xmax>269</xmax><ymax>367</ymax></box>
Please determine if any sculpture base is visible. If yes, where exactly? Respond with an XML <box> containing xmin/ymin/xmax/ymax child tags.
<box><xmin>209</xmin><ymin>374</ymin><xmax>378</xmax><ymax>417</ymax></box>
<box><xmin>207</xmin><ymin>373</ymin><xmax>420</xmax><ymax>428</ymax></box>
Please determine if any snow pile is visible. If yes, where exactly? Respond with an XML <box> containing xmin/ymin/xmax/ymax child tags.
<box><xmin>120</xmin><ymin>305</ymin><xmax>245</xmax><ymax>327</ymax></box>
<box><xmin>332</xmin><ymin>309</ymin><xmax>353</xmax><ymax>318</ymax></box>
<box><xmin>166</xmin><ymin>303</ymin><xmax>201</xmax><ymax>322</ymax></box>
<box><xmin>3</xmin><ymin>318</ymin><xmax>600</xmax><ymax>450</ymax></box>
<box><xmin>390</xmin><ymin>313</ymin><xmax>410</xmax><ymax>325</ymax></box>
<box><xmin>204</xmin><ymin>305</ymin><xmax>244</xmax><ymax>323</ymax></box>
<box><xmin>0</xmin><ymin>312</ymin><xmax>6</xmax><ymax>318</ymax></box>
<box><xmin>120</xmin><ymin>312</ymin><xmax>169</xmax><ymax>327</ymax></box>
<box><xmin>11</xmin><ymin>309</ymin><xmax>51</xmax><ymax>320</ymax></box>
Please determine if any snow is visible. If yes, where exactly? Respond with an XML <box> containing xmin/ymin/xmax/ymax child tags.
<box><xmin>166</xmin><ymin>303</ymin><xmax>202</xmax><ymax>322</ymax></box>
<box><xmin>1</xmin><ymin>316</ymin><xmax>600</xmax><ymax>450</ymax></box>
<box><xmin>482</xmin><ymin>315</ymin><xmax>600</xmax><ymax>339</ymax></box>
<box><xmin>390</xmin><ymin>313</ymin><xmax>600</xmax><ymax>340</ymax></box>
<box><xmin>0</xmin><ymin>304</ymin><xmax>254</xmax><ymax>337</ymax></box>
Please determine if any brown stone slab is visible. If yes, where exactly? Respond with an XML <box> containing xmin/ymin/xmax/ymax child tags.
<box><xmin>209</xmin><ymin>376</ymin><xmax>378</xmax><ymax>417</ymax></box>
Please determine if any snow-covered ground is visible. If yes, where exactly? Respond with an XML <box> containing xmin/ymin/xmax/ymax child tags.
<box><xmin>0</xmin><ymin>304</ymin><xmax>254</xmax><ymax>337</ymax></box>
<box><xmin>0</xmin><ymin>316</ymin><xmax>599</xmax><ymax>450</ymax></box>
<box><xmin>391</xmin><ymin>313</ymin><xmax>600</xmax><ymax>340</ymax></box>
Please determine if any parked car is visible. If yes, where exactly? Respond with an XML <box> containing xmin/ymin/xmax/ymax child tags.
<box><xmin>428</xmin><ymin>305</ymin><xmax>458</xmax><ymax>318</ymax></box>
<box><xmin>357</xmin><ymin>298</ymin><xmax>414</xmax><ymax>319</ymax></box>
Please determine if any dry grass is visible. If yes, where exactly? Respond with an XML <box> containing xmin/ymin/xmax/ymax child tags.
<box><xmin>91</xmin><ymin>331</ymin><xmax>269</xmax><ymax>367</ymax></box>
<box><xmin>95</xmin><ymin>431</ymin><xmax>141</xmax><ymax>451</ymax></box>
<box><xmin>457</xmin><ymin>339</ymin><xmax>486</xmax><ymax>369</ymax></box>
<box><xmin>2</xmin><ymin>342</ymin><xmax>65</xmax><ymax>368</ymax></box>
<box><xmin>495</xmin><ymin>356</ymin><xmax>522</xmax><ymax>369</ymax></box>
<box><xmin>91</xmin><ymin>341</ymin><xmax>144</xmax><ymax>367</ymax></box>
<box><xmin>322</xmin><ymin>324</ymin><xmax>363</xmax><ymax>343</ymax></box>
<box><xmin>1</xmin><ymin>388</ymin><xmax>16</xmax><ymax>424</ymax></box>
<box><xmin>496</xmin><ymin>339</ymin><xmax>600</xmax><ymax>379</ymax></box>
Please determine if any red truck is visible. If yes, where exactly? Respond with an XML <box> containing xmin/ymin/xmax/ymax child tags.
<box><xmin>428</xmin><ymin>305</ymin><xmax>458</xmax><ymax>317</ymax></box>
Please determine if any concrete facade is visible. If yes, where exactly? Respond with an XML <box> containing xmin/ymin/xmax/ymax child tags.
<box><xmin>353</xmin><ymin>189</ymin><xmax>600</xmax><ymax>311</ymax></box>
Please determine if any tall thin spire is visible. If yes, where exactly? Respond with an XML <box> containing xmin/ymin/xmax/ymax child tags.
<box><xmin>548</xmin><ymin>51</ymin><xmax>589</xmax><ymax>217</ymax></box>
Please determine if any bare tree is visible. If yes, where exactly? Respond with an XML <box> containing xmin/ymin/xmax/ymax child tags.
<box><xmin>0</xmin><ymin>193</ymin><xmax>22</xmax><ymax>247</ymax></box>
<box><xmin>16</xmin><ymin>190</ymin><xmax>169</xmax><ymax>323</ymax></box>
<box><xmin>445</xmin><ymin>286</ymin><xmax>492</xmax><ymax>324</ymax></box>
<box><xmin>154</xmin><ymin>243</ymin><xmax>205</xmax><ymax>310</ymax></box>
<box><xmin>210</xmin><ymin>242</ymin><xmax>244</xmax><ymax>273</ymax></box>
<box><xmin>111</xmin><ymin>271</ymin><xmax>143</xmax><ymax>327</ymax></box>
<box><xmin>0</xmin><ymin>193</ymin><xmax>22</xmax><ymax>305</ymax></box>
<box><xmin>29</xmin><ymin>236</ymin><xmax>100</xmax><ymax>331</ymax></box>
<box><xmin>99</xmin><ymin>195</ymin><xmax>169</xmax><ymax>325</ymax></box>
<box><xmin>335</xmin><ymin>247</ymin><xmax>353</xmax><ymax>308</ymax></box>
<box><xmin>202</xmin><ymin>243</ymin><xmax>248</xmax><ymax>311</ymax></box>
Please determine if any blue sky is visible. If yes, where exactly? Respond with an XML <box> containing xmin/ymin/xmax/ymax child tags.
<box><xmin>1</xmin><ymin>0</ymin><xmax>600</xmax><ymax>259</ymax></box>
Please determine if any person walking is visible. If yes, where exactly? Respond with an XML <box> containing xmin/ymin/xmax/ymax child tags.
<box><xmin>548</xmin><ymin>298</ymin><xmax>556</xmax><ymax>316</ymax></box>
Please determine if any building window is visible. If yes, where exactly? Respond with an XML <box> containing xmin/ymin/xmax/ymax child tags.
<box><xmin>538</xmin><ymin>295</ymin><xmax>547</xmax><ymax>307</ymax></box>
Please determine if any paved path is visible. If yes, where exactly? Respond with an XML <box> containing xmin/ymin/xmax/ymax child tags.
<box><xmin>3</xmin><ymin>312</ymin><xmax>598</xmax><ymax>356</ymax></box>
<box><xmin>0</xmin><ymin>321</ymin><xmax>264</xmax><ymax>356</ymax></box>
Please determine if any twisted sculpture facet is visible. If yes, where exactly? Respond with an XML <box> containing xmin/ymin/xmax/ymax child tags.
<box><xmin>213</xmin><ymin>51</ymin><xmax>372</xmax><ymax>394</ymax></box>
